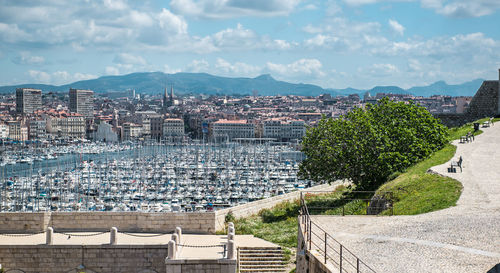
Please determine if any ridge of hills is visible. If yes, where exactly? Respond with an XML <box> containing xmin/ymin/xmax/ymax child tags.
<box><xmin>0</xmin><ymin>72</ymin><xmax>484</xmax><ymax>97</ymax></box>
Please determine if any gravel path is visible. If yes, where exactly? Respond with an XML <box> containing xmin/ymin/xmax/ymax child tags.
<box><xmin>310</xmin><ymin>123</ymin><xmax>500</xmax><ymax>273</ymax></box>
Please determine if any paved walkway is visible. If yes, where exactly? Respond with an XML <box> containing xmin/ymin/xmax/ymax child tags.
<box><xmin>310</xmin><ymin>123</ymin><xmax>500</xmax><ymax>273</ymax></box>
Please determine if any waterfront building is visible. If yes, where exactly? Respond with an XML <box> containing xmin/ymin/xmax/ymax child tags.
<box><xmin>121</xmin><ymin>122</ymin><xmax>142</xmax><ymax>141</ymax></box>
<box><xmin>28</xmin><ymin>118</ymin><xmax>47</xmax><ymax>139</ymax></box>
<box><xmin>7</xmin><ymin>120</ymin><xmax>28</xmax><ymax>141</ymax></box>
<box><xmin>263</xmin><ymin>118</ymin><xmax>306</xmax><ymax>142</ymax></box>
<box><xmin>212</xmin><ymin>119</ymin><xmax>255</xmax><ymax>142</ymax></box>
<box><xmin>0</xmin><ymin>122</ymin><xmax>8</xmax><ymax>139</ymax></box>
<box><xmin>163</xmin><ymin>118</ymin><xmax>184</xmax><ymax>137</ymax></box>
<box><xmin>69</xmin><ymin>88</ymin><xmax>94</xmax><ymax>118</ymax></box>
<box><xmin>16</xmin><ymin>88</ymin><xmax>42</xmax><ymax>114</ymax></box>
<box><xmin>46</xmin><ymin>112</ymin><xmax>86</xmax><ymax>139</ymax></box>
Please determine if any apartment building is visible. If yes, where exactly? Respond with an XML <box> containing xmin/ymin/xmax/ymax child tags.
<box><xmin>69</xmin><ymin>88</ymin><xmax>94</xmax><ymax>118</ymax></box>
<box><xmin>163</xmin><ymin>118</ymin><xmax>184</xmax><ymax>137</ymax></box>
<box><xmin>211</xmin><ymin>119</ymin><xmax>255</xmax><ymax>142</ymax></box>
<box><xmin>262</xmin><ymin>118</ymin><xmax>306</xmax><ymax>142</ymax></box>
<box><xmin>16</xmin><ymin>88</ymin><xmax>42</xmax><ymax>114</ymax></box>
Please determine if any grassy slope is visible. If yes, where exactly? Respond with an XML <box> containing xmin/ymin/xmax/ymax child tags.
<box><xmin>376</xmin><ymin>144</ymin><xmax>463</xmax><ymax>215</ymax></box>
<box><xmin>376</xmin><ymin>120</ymin><xmax>490</xmax><ymax>215</ymax></box>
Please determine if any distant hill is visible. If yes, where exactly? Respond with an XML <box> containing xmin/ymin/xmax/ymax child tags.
<box><xmin>0</xmin><ymin>72</ymin><xmax>485</xmax><ymax>97</ymax></box>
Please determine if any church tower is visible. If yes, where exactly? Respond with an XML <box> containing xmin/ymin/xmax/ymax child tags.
<box><xmin>170</xmin><ymin>85</ymin><xmax>174</xmax><ymax>105</ymax></box>
<box><xmin>163</xmin><ymin>87</ymin><xmax>169</xmax><ymax>108</ymax></box>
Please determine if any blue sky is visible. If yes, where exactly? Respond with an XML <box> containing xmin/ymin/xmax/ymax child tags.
<box><xmin>0</xmin><ymin>0</ymin><xmax>499</xmax><ymax>89</ymax></box>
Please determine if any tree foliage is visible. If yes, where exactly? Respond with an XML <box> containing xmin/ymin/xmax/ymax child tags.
<box><xmin>299</xmin><ymin>98</ymin><xmax>449</xmax><ymax>190</ymax></box>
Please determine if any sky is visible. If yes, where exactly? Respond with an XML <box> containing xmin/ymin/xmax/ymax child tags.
<box><xmin>0</xmin><ymin>0</ymin><xmax>499</xmax><ymax>90</ymax></box>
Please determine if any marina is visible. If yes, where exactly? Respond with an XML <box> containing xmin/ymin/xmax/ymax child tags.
<box><xmin>0</xmin><ymin>142</ymin><xmax>312</xmax><ymax>212</ymax></box>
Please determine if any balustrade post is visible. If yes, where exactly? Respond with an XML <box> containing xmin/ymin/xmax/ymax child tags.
<box><xmin>175</xmin><ymin>226</ymin><xmax>182</xmax><ymax>243</ymax></box>
<box><xmin>46</xmin><ymin>227</ymin><xmax>53</xmax><ymax>245</ymax></box>
<box><xmin>167</xmin><ymin>240</ymin><xmax>176</xmax><ymax>259</ymax></box>
<box><xmin>110</xmin><ymin>227</ymin><xmax>117</xmax><ymax>245</ymax></box>
<box><xmin>227</xmin><ymin>240</ymin><xmax>235</xmax><ymax>259</ymax></box>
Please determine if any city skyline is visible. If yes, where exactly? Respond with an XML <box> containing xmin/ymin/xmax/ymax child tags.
<box><xmin>0</xmin><ymin>0</ymin><xmax>499</xmax><ymax>89</ymax></box>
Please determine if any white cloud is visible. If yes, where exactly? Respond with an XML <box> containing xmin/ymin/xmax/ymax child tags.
<box><xmin>170</xmin><ymin>0</ymin><xmax>301</xmax><ymax>19</ymax></box>
<box><xmin>421</xmin><ymin>0</ymin><xmax>500</xmax><ymax>18</ymax></box>
<box><xmin>157</xmin><ymin>8</ymin><xmax>187</xmax><ymax>35</ymax></box>
<box><xmin>302</xmin><ymin>17</ymin><xmax>381</xmax><ymax>52</ymax></box>
<box><xmin>210</xmin><ymin>23</ymin><xmax>293</xmax><ymax>51</ymax></box>
<box><xmin>113</xmin><ymin>53</ymin><xmax>147</xmax><ymax>66</ymax></box>
<box><xmin>163</xmin><ymin>64</ymin><xmax>181</xmax><ymax>74</ymax></box>
<box><xmin>0</xmin><ymin>23</ymin><xmax>30</xmax><ymax>43</ymax></box>
<box><xmin>28</xmin><ymin>70</ymin><xmax>51</xmax><ymax>83</ymax></box>
<box><xmin>215</xmin><ymin>58</ymin><xmax>262</xmax><ymax>76</ymax></box>
<box><xmin>388</xmin><ymin>19</ymin><xmax>405</xmax><ymax>36</ymax></box>
<box><xmin>342</xmin><ymin>0</ymin><xmax>380</xmax><ymax>6</ymax></box>
<box><xmin>266</xmin><ymin>59</ymin><xmax>325</xmax><ymax>78</ymax></box>
<box><xmin>103</xmin><ymin>0</ymin><xmax>128</xmax><ymax>10</ymax></box>
<box><xmin>28</xmin><ymin>70</ymin><xmax>96</xmax><ymax>84</ymax></box>
<box><xmin>13</xmin><ymin>52</ymin><xmax>45</xmax><ymax>65</ymax></box>
<box><xmin>105</xmin><ymin>66</ymin><xmax>120</xmax><ymax>75</ymax></box>
<box><xmin>185</xmin><ymin>58</ymin><xmax>261</xmax><ymax>77</ymax></box>
<box><xmin>360</xmin><ymin>63</ymin><xmax>400</xmax><ymax>77</ymax></box>
<box><xmin>304</xmin><ymin>4</ymin><xmax>318</xmax><ymax>10</ymax></box>
<box><xmin>186</xmin><ymin>59</ymin><xmax>211</xmax><ymax>73</ymax></box>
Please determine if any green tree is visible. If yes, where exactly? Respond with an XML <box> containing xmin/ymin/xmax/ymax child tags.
<box><xmin>299</xmin><ymin>98</ymin><xmax>448</xmax><ymax>190</ymax></box>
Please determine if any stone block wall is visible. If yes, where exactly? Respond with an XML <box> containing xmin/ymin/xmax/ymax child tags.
<box><xmin>49</xmin><ymin>212</ymin><xmax>216</xmax><ymax>233</ymax></box>
<box><xmin>214</xmin><ymin>183</ymin><xmax>337</xmax><ymax>231</ymax></box>
<box><xmin>0</xmin><ymin>212</ymin><xmax>50</xmax><ymax>233</ymax></box>
<box><xmin>437</xmin><ymin>80</ymin><xmax>499</xmax><ymax>127</ymax></box>
<box><xmin>0</xmin><ymin>245</ymin><xmax>168</xmax><ymax>273</ymax></box>
<box><xmin>165</xmin><ymin>258</ymin><xmax>237</xmax><ymax>273</ymax></box>
<box><xmin>0</xmin><ymin>212</ymin><xmax>216</xmax><ymax>234</ymax></box>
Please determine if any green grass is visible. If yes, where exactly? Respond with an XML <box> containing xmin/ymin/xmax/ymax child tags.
<box><xmin>376</xmin><ymin>143</ymin><xmax>462</xmax><ymax>215</ymax></box>
<box><xmin>374</xmin><ymin>117</ymin><xmax>493</xmax><ymax>215</ymax></box>
<box><xmin>234</xmin><ymin>212</ymin><xmax>299</xmax><ymax>248</ymax></box>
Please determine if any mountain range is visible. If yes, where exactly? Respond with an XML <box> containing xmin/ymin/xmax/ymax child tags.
<box><xmin>0</xmin><ymin>72</ymin><xmax>485</xmax><ymax>97</ymax></box>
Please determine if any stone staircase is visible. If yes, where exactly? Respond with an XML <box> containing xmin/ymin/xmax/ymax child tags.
<box><xmin>238</xmin><ymin>247</ymin><xmax>287</xmax><ymax>272</ymax></box>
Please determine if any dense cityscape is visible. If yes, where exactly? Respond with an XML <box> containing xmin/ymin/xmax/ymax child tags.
<box><xmin>0</xmin><ymin>87</ymin><xmax>473</xmax><ymax>144</ymax></box>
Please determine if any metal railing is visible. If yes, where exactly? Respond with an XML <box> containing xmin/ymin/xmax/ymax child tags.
<box><xmin>299</xmin><ymin>192</ymin><xmax>379</xmax><ymax>273</ymax></box>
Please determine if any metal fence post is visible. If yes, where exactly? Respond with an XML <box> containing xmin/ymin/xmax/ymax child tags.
<box><xmin>339</xmin><ymin>244</ymin><xmax>343</xmax><ymax>273</ymax></box>
<box><xmin>308</xmin><ymin>217</ymin><xmax>312</xmax><ymax>250</ymax></box>
<box><xmin>324</xmin><ymin>232</ymin><xmax>327</xmax><ymax>263</ymax></box>
<box><xmin>357</xmin><ymin>258</ymin><xmax>360</xmax><ymax>273</ymax></box>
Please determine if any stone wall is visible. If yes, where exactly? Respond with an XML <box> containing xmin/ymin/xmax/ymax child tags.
<box><xmin>214</xmin><ymin>183</ymin><xmax>337</xmax><ymax>231</ymax></box>
<box><xmin>0</xmin><ymin>212</ymin><xmax>50</xmax><ymax>233</ymax></box>
<box><xmin>165</xmin><ymin>259</ymin><xmax>236</xmax><ymax>273</ymax></box>
<box><xmin>437</xmin><ymin>80</ymin><xmax>499</xmax><ymax>127</ymax></box>
<box><xmin>0</xmin><ymin>212</ymin><xmax>216</xmax><ymax>234</ymax></box>
<box><xmin>50</xmin><ymin>212</ymin><xmax>216</xmax><ymax>233</ymax></box>
<box><xmin>0</xmin><ymin>245</ymin><xmax>168</xmax><ymax>273</ymax></box>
